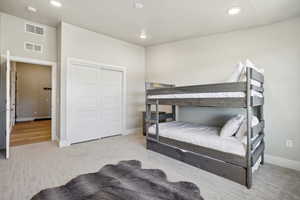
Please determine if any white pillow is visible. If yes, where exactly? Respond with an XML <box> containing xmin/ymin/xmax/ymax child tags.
<box><xmin>239</xmin><ymin>59</ymin><xmax>264</xmax><ymax>82</ymax></box>
<box><xmin>235</xmin><ymin>116</ymin><xmax>259</xmax><ymax>140</ymax></box>
<box><xmin>220</xmin><ymin>115</ymin><xmax>245</xmax><ymax>137</ymax></box>
<box><xmin>226</xmin><ymin>62</ymin><xmax>244</xmax><ymax>82</ymax></box>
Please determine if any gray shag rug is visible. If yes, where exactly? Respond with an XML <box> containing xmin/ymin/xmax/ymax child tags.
<box><xmin>31</xmin><ymin>160</ymin><xmax>204</xmax><ymax>200</ymax></box>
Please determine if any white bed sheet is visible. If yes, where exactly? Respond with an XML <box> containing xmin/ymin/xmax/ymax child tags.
<box><xmin>149</xmin><ymin>121</ymin><xmax>252</xmax><ymax>157</ymax></box>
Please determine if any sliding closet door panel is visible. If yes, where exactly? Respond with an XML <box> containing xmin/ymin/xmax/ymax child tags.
<box><xmin>100</xmin><ymin>69</ymin><xmax>123</xmax><ymax>137</ymax></box>
<box><xmin>68</xmin><ymin>64</ymin><xmax>101</xmax><ymax>144</ymax></box>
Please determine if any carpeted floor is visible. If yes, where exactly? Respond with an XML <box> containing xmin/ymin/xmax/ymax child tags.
<box><xmin>0</xmin><ymin>133</ymin><xmax>300</xmax><ymax>200</ymax></box>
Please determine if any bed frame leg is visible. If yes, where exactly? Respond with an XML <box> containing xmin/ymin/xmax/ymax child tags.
<box><xmin>246</xmin><ymin>175</ymin><xmax>252</xmax><ymax>189</ymax></box>
<box><xmin>260</xmin><ymin>143</ymin><xmax>265</xmax><ymax>165</ymax></box>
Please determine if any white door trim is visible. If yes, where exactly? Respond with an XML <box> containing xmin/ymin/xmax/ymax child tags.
<box><xmin>66</xmin><ymin>57</ymin><xmax>126</xmax><ymax>145</ymax></box>
<box><xmin>5</xmin><ymin>51</ymin><xmax>11</xmax><ymax>159</ymax></box>
<box><xmin>7</xmin><ymin>55</ymin><xmax>58</xmax><ymax>141</ymax></box>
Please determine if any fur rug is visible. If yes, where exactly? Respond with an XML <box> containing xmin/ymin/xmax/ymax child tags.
<box><xmin>31</xmin><ymin>160</ymin><xmax>204</xmax><ymax>200</ymax></box>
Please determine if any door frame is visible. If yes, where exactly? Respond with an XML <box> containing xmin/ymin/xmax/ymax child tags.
<box><xmin>8</xmin><ymin>55</ymin><xmax>58</xmax><ymax>141</ymax></box>
<box><xmin>66</xmin><ymin>57</ymin><xmax>127</xmax><ymax>145</ymax></box>
<box><xmin>5</xmin><ymin>51</ymin><xmax>11</xmax><ymax>159</ymax></box>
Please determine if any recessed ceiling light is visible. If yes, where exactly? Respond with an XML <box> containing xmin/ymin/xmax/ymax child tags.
<box><xmin>134</xmin><ymin>0</ymin><xmax>144</xmax><ymax>9</ymax></box>
<box><xmin>27</xmin><ymin>6</ymin><xmax>37</xmax><ymax>13</ymax></box>
<box><xmin>50</xmin><ymin>0</ymin><xmax>62</xmax><ymax>8</ymax></box>
<box><xmin>140</xmin><ymin>30</ymin><xmax>147</xmax><ymax>40</ymax></box>
<box><xmin>228</xmin><ymin>7</ymin><xmax>241</xmax><ymax>15</ymax></box>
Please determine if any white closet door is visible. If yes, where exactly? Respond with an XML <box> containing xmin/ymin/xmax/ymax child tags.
<box><xmin>100</xmin><ymin>69</ymin><xmax>123</xmax><ymax>138</ymax></box>
<box><xmin>68</xmin><ymin>64</ymin><xmax>101</xmax><ymax>144</ymax></box>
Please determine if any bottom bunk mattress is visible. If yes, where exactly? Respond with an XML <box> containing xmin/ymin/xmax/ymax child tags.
<box><xmin>148</xmin><ymin>121</ymin><xmax>248</xmax><ymax>157</ymax></box>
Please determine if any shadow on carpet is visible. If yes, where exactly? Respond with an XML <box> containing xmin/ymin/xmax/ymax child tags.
<box><xmin>31</xmin><ymin>160</ymin><xmax>204</xmax><ymax>200</ymax></box>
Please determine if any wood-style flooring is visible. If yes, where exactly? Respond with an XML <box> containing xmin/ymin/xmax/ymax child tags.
<box><xmin>10</xmin><ymin>120</ymin><xmax>51</xmax><ymax>146</ymax></box>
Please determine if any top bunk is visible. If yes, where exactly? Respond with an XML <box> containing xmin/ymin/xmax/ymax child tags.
<box><xmin>146</xmin><ymin>67</ymin><xmax>264</xmax><ymax>108</ymax></box>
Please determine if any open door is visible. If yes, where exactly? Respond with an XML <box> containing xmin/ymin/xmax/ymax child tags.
<box><xmin>5</xmin><ymin>51</ymin><xmax>11</xmax><ymax>159</ymax></box>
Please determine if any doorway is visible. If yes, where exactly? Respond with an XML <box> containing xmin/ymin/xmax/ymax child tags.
<box><xmin>10</xmin><ymin>62</ymin><xmax>52</xmax><ymax>146</ymax></box>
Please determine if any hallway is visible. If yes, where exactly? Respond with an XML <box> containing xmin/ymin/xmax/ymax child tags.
<box><xmin>10</xmin><ymin>120</ymin><xmax>51</xmax><ymax>146</ymax></box>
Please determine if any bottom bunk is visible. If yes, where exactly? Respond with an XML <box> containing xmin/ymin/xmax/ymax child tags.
<box><xmin>146</xmin><ymin>121</ymin><xmax>264</xmax><ymax>187</ymax></box>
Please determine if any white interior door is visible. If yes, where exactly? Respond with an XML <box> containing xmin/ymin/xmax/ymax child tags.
<box><xmin>100</xmin><ymin>68</ymin><xmax>123</xmax><ymax>138</ymax></box>
<box><xmin>10</xmin><ymin>62</ymin><xmax>16</xmax><ymax>127</ymax></box>
<box><xmin>68</xmin><ymin>64</ymin><xmax>101</xmax><ymax>144</ymax></box>
<box><xmin>5</xmin><ymin>51</ymin><xmax>11</xmax><ymax>159</ymax></box>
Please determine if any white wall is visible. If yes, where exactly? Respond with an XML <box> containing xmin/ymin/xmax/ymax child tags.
<box><xmin>0</xmin><ymin>13</ymin><xmax>57</xmax><ymax>62</ymax></box>
<box><xmin>58</xmin><ymin>22</ymin><xmax>145</xmax><ymax>143</ymax></box>
<box><xmin>0</xmin><ymin>14</ymin><xmax>5</xmax><ymax>149</ymax></box>
<box><xmin>146</xmin><ymin>17</ymin><xmax>300</xmax><ymax>162</ymax></box>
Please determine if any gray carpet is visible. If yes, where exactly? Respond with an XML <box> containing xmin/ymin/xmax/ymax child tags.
<box><xmin>31</xmin><ymin>160</ymin><xmax>203</xmax><ymax>200</ymax></box>
<box><xmin>1</xmin><ymin>134</ymin><xmax>300</xmax><ymax>200</ymax></box>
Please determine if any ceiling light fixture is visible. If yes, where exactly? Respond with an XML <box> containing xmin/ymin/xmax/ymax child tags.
<box><xmin>228</xmin><ymin>7</ymin><xmax>241</xmax><ymax>15</ymax></box>
<box><xmin>50</xmin><ymin>0</ymin><xmax>62</xmax><ymax>8</ymax></box>
<box><xmin>140</xmin><ymin>30</ymin><xmax>147</xmax><ymax>40</ymax></box>
<box><xmin>27</xmin><ymin>6</ymin><xmax>37</xmax><ymax>13</ymax></box>
<box><xmin>134</xmin><ymin>0</ymin><xmax>144</xmax><ymax>9</ymax></box>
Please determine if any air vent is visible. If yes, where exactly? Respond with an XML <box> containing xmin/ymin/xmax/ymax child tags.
<box><xmin>24</xmin><ymin>42</ymin><xmax>34</xmax><ymax>51</ymax></box>
<box><xmin>24</xmin><ymin>42</ymin><xmax>43</xmax><ymax>53</ymax></box>
<box><xmin>25</xmin><ymin>23</ymin><xmax>45</xmax><ymax>36</ymax></box>
<box><xmin>34</xmin><ymin>44</ymin><xmax>43</xmax><ymax>53</ymax></box>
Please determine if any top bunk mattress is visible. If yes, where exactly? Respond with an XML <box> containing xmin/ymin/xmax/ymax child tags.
<box><xmin>148</xmin><ymin>121</ymin><xmax>248</xmax><ymax>157</ymax></box>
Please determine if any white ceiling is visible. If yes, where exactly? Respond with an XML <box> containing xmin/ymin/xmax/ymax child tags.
<box><xmin>0</xmin><ymin>0</ymin><xmax>300</xmax><ymax>46</ymax></box>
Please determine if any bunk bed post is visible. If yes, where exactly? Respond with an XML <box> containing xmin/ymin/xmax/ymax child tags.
<box><xmin>145</xmin><ymin>103</ymin><xmax>151</xmax><ymax>137</ymax></box>
<box><xmin>145</xmin><ymin>83</ymin><xmax>151</xmax><ymax>138</ymax></box>
<box><xmin>258</xmin><ymin>105</ymin><xmax>265</xmax><ymax>165</ymax></box>
<box><xmin>172</xmin><ymin>105</ymin><xmax>176</xmax><ymax>121</ymax></box>
<box><xmin>246</xmin><ymin>67</ymin><xmax>253</xmax><ymax>189</ymax></box>
<box><xmin>155</xmin><ymin>100</ymin><xmax>160</xmax><ymax>141</ymax></box>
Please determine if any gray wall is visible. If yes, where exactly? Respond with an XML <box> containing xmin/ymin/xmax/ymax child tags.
<box><xmin>16</xmin><ymin>62</ymin><xmax>51</xmax><ymax>120</ymax></box>
<box><xmin>58</xmin><ymin>22</ymin><xmax>145</xmax><ymax>142</ymax></box>
<box><xmin>146</xmin><ymin>17</ymin><xmax>300</xmax><ymax>162</ymax></box>
<box><xmin>0</xmin><ymin>12</ymin><xmax>57</xmax><ymax>62</ymax></box>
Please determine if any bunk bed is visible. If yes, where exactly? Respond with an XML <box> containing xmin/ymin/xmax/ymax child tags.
<box><xmin>145</xmin><ymin>67</ymin><xmax>265</xmax><ymax>189</ymax></box>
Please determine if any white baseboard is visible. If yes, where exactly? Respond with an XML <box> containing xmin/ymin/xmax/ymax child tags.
<box><xmin>58</xmin><ymin>140</ymin><xmax>71</xmax><ymax>148</ymax></box>
<box><xmin>16</xmin><ymin>116</ymin><xmax>51</xmax><ymax>122</ymax></box>
<box><xmin>124</xmin><ymin>128</ymin><xmax>142</xmax><ymax>135</ymax></box>
<box><xmin>265</xmin><ymin>154</ymin><xmax>300</xmax><ymax>171</ymax></box>
<box><xmin>35</xmin><ymin>116</ymin><xmax>51</xmax><ymax>119</ymax></box>
<box><xmin>16</xmin><ymin>117</ymin><xmax>34</xmax><ymax>122</ymax></box>
<box><xmin>52</xmin><ymin>134</ymin><xmax>58</xmax><ymax>141</ymax></box>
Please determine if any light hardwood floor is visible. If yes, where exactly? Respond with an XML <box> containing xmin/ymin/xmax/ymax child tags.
<box><xmin>10</xmin><ymin>120</ymin><xmax>51</xmax><ymax>146</ymax></box>
<box><xmin>0</xmin><ymin>134</ymin><xmax>299</xmax><ymax>200</ymax></box>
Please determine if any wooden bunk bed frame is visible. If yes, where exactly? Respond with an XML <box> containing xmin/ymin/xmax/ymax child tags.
<box><xmin>145</xmin><ymin>68</ymin><xmax>265</xmax><ymax>189</ymax></box>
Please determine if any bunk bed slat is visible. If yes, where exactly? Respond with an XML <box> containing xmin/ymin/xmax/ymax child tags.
<box><xmin>251</xmin><ymin>96</ymin><xmax>264</xmax><ymax>107</ymax></box>
<box><xmin>251</xmin><ymin>141</ymin><xmax>265</xmax><ymax>166</ymax></box>
<box><xmin>148</xmin><ymin>98</ymin><xmax>246</xmax><ymax>107</ymax></box>
<box><xmin>251</xmin><ymin>85</ymin><xmax>264</xmax><ymax>92</ymax></box>
<box><xmin>252</xmin><ymin>120</ymin><xmax>265</xmax><ymax>136</ymax></box>
<box><xmin>252</xmin><ymin>133</ymin><xmax>265</xmax><ymax>150</ymax></box>
<box><xmin>250</xmin><ymin>68</ymin><xmax>264</xmax><ymax>83</ymax></box>
<box><xmin>147</xmin><ymin>82</ymin><xmax>246</xmax><ymax>95</ymax></box>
